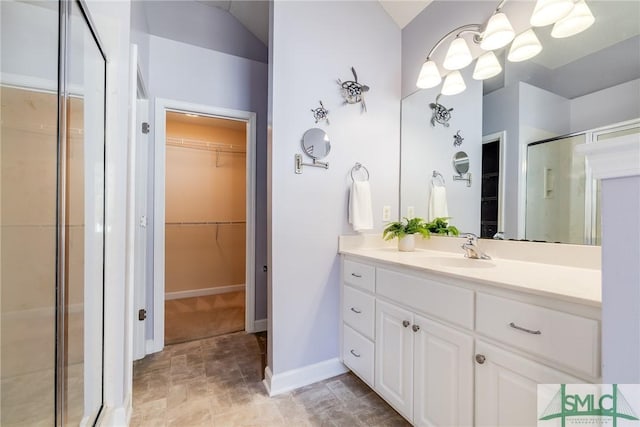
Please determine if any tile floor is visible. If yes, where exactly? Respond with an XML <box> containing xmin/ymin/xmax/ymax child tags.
<box><xmin>131</xmin><ymin>332</ymin><xmax>410</xmax><ymax>426</ymax></box>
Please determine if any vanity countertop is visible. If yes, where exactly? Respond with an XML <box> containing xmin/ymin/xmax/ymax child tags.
<box><xmin>339</xmin><ymin>244</ymin><xmax>601</xmax><ymax>307</ymax></box>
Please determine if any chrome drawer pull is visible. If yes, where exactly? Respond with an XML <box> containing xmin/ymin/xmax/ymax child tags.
<box><xmin>350</xmin><ymin>349</ymin><xmax>361</xmax><ymax>358</ymax></box>
<box><xmin>351</xmin><ymin>273</ymin><xmax>362</xmax><ymax>278</ymax></box>
<box><xmin>412</xmin><ymin>324</ymin><xmax>420</xmax><ymax>332</ymax></box>
<box><xmin>350</xmin><ymin>307</ymin><xmax>362</xmax><ymax>314</ymax></box>
<box><xmin>402</xmin><ymin>320</ymin><xmax>410</xmax><ymax>328</ymax></box>
<box><xmin>509</xmin><ymin>322</ymin><xmax>541</xmax><ymax>335</ymax></box>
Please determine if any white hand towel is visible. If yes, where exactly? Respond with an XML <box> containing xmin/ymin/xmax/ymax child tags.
<box><xmin>349</xmin><ymin>181</ymin><xmax>374</xmax><ymax>232</ymax></box>
<box><xmin>428</xmin><ymin>183</ymin><xmax>449</xmax><ymax>221</ymax></box>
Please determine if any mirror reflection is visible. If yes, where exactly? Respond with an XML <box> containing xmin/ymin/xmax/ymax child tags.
<box><xmin>453</xmin><ymin>152</ymin><xmax>469</xmax><ymax>175</ymax></box>
<box><xmin>401</xmin><ymin>0</ymin><xmax>640</xmax><ymax>245</ymax></box>
<box><xmin>301</xmin><ymin>128</ymin><xmax>331</xmax><ymax>160</ymax></box>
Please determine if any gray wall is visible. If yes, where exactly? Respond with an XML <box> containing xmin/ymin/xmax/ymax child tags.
<box><xmin>269</xmin><ymin>0</ymin><xmax>401</xmax><ymax>376</ymax></box>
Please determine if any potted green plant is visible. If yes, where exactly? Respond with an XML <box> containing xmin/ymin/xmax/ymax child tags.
<box><xmin>425</xmin><ymin>217</ymin><xmax>460</xmax><ymax>236</ymax></box>
<box><xmin>383</xmin><ymin>217</ymin><xmax>430</xmax><ymax>252</ymax></box>
<box><xmin>383</xmin><ymin>217</ymin><xmax>460</xmax><ymax>251</ymax></box>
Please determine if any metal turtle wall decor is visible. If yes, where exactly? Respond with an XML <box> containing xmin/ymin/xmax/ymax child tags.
<box><xmin>453</xmin><ymin>130</ymin><xmax>464</xmax><ymax>146</ymax></box>
<box><xmin>338</xmin><ymin>67</ymin><xmax>370</xmax><ymax>113</ymax></box>
<box><xmin>310</xmin><ymin>100</ymin><xmax>330</xmax><ymax>125</ymax></box>
<box><xmin>429</xmin><ymin>94</ymin><xmax>453</xmax><ymax>127</ymax></box>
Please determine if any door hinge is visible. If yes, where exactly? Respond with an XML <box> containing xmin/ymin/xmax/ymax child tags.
<box><xmin>138</xmin><ymin>309</ymin><xmax>147</xmax><ymax>321</ymax></box>
<box><xmin>141</xmin><ymin>122</ymin><xmax>150</xmax><ymax>134</ymax></box>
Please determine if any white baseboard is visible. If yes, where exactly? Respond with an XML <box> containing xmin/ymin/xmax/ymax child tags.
<box><xmin>165</xmin><ymin>284</ymin><xmax>244</xmax><ymax>300</ymax></box>
<box><xmin>253</xmin><ymin>318</ymin><xmax>267</xmax><ymax>332</ymax></box>
<box><xmin>263</xmin><ymin>358</ymin><xmax>348</xmax><ymax>397</ymax></box>
<box><xmin>145</xmin><ymin>339</ymin><xmax>162</xmax><ymax>355</ymax></box>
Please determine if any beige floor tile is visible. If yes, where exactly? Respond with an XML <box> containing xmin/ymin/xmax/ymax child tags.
<box><xmin>132</xmin><ymin>332</ymin><xmax>406</xmax><ymax>427</ymax></box>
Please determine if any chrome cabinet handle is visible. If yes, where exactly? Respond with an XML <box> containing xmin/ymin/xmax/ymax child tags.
<box><xmin>402</xmin><ymin>320</ymin><xmax>410</xmax><ymax>328</ymax></box>
<box><xmin>509</xmin><ymin>322</ymin><xmax>542</xmax><ymax>335</ymax></box>
<box><xmin>412</xmin><ymin>324</ymin><xmax>420</xmax><ymax>332</ymax></box>
<box><xmin>350</xmin><ymin>307</ymin><xmax>362</xmax><ymax>314</ymax></box>
<box><xmin>475</xmin><ymin>354</ymin><xmax>486</xmax><ymax>364</ymax></box>
<box><xmin>350</xmin><ymin>349</ymin><xmax>361</xmax><ymax>358</ymax></box>
<box><xmin>351</xmin><ymin>273</ymin><xmax>362</xmax><ymax>278</ymax></box>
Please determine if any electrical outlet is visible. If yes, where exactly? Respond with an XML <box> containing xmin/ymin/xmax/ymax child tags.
<box><xmin>382</xmin><ymin>205</ymin><xmax>391</xmax><ymax>221</ymax></box>
<box><xmin>407</xmin><ymin>206</ymin><xmax>415</xmax><ymax>218</ymax></box>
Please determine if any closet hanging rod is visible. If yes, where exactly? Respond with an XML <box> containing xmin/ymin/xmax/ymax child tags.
<box><xmin>166</xmin><ymin>137</ymin><xmax>246</xmax><ymax>154</ymax></box>
<box><xmin>165</xmin><ymin>220</ymin><xmax>246</xmax><ymax>226</ymax></box>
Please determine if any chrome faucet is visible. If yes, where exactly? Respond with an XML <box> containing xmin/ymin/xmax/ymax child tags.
<box><xmin>461</xmin><ymin>233</ymin><xmax>492</xmax><ymax>260</ymax></box>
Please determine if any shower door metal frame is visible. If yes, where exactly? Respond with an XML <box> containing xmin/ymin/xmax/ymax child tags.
<box><xmin>56</xmin><ymin>0</ymin><xmax>107</xmax><ymax>424</ymax></box>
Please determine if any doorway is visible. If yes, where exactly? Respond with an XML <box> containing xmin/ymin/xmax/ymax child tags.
<box><xmin>164</xmin><ymin>111</ymin><xmax>247</xmax><ymax>344</ymax></box>
<box><xmin>481</xmin><ymin>132</ymin><xmax>506</xmax><ymax>239</ymax></box>
<box><xmin>151</xmin><ymin>99</ymin><xmax>256</xmax><ymax>352</ymax></box>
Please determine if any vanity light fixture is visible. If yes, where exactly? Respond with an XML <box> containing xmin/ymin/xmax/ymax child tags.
<box><xmin>479</xmin><ymin>12</ymin><xmax>515</xmax><ymax>51</ymax></box>
<box><xmin>443</xmin><ymin>37</ymin><xmax>473</xmax><ymax>70</ymax></box>
<box><xmin>441</xmin><ymin>70</ymin><xmax>466</xmax><ymax>96</ymax></box>
<box><xmin>508</xmin><ymin>29</ymin><xmax>543</xmax><ymax>62</ymax></box>
<box><xmin>473</xmin><ymin>51</ymin><xmax>502</xmax><ymax>80</ymax></box>
<box><xmin>415</xmin><ymin>0</ymin><xmax>595</xmax><ymax>94</ymax></box>
<box><xmin>551</xmin><ymin>0</ymin><xmax>595</xmax><ymax>38</ymax></box>
<box><xmin>530</xmin><ymin>0</ymin><xmax>575</xmax><ymax>27</ymax></box>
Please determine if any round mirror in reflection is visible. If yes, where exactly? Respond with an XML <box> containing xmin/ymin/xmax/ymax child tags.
<box><xmin>453</xmin><ymin>151</ymin><xmax>469</xmax><ymax>175</ymax></box>
<box><xmin>301</xmin><ymin>128</ymin><xmax>331</xmax><ymax>160</ymax></box>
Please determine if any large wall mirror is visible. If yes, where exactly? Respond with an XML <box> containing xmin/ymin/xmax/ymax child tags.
<box><xmin>401</xmin><ymin>0</ymin><xmax>640</xmax><ymax>245</ymax></box>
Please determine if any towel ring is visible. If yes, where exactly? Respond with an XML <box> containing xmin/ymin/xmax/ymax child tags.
<box><xmin>351</xmin><ymin>162</ymin><xmax>370</xmax><ymax>182</ymax></box>
<box><xmin>432</xmin><ymin>170</ymin><xmax>445</xmax><ymax>186</ymax></box>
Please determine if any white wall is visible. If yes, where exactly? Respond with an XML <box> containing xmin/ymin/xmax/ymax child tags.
<box><xmin>269</xmin><ymin>0</ymin><xmax>400</xmax><ymax>384</ymax></box>
<box><xmin>401</xmin><ymin>67</ymin><xmax>483</xmax><ymax>235</ymax></box>
<box><xmin>570</xmin><ymin>79</ymin><xmax>640</xmax><ymax>133</ymax></box>
<box><xmin>147</xmin><ymin>35</ymin><xmax>269</xmax><ymax>324</ymax></box>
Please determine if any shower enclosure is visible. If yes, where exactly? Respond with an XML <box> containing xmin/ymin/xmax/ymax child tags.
<box><xmin>1</xmin><ymin>0</ymin><xmax>106</xmax><ymax>424</ymax></box>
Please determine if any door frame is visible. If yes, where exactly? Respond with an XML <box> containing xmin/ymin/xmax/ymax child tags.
<box><xmin>150</xmin><ymin>98</ymin><xmax>257</xmax><ymax>353</ymax></box>
<box><xmin>482</xmin><ymin>131</ymin><xmax>506</xmax><ymax>235</ymax></box>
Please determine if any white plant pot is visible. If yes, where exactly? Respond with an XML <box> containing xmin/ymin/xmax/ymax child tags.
<box><xmin>398</xmin><ymin>234</ymin><xmax>415</xmax><ymax>252</ymax></box>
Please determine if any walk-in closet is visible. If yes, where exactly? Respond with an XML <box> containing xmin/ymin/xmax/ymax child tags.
<box><xmin>164</xmin><ymin>111</ymin><xmax>247</xmax><ymax>344</ymax></box>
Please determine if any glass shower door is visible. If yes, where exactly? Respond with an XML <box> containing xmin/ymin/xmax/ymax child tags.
<box><xmin>1</xmin><ymin>1</ymin><xmax>59</xmax><ymax>424</ymax></box>
<box><xmin>0</xmin><ymin>0</ymin><xmax>106</xmax><ymax>424</ymax></box>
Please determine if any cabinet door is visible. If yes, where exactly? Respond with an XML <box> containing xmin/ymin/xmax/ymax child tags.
<box><xmin>375</xmin><ymin>299</ymin><xmax>414</xmax><ymax>421</ymax></box>
<box><xmin>413</xmin><ymin>315</ymin><xmax>473</xmax><ymax>427</ymax></box>
<box><xmin>475</xmin><ymin>340</ymin><xmax>583</xmax><ymax>427</ymax></box>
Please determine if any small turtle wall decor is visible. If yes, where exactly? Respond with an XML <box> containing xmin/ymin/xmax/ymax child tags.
<box><xmin>337</xmin><ymin>67</ymin><xmax>370</xmax><ymax>113</ymax></box>
<box><xmin>453</xmin><ymin>130</ymin><xmax>464</xmax><ymax>147</ymax></box>
<box><xmin>429</xmin><ymin>94</ymin><xmax>453</xmax><ymax>127</ymax></box>
<box><xmin>310</xmin><ymin>100</ymin><xmax>330</xmax><ymax>125</ymax></box>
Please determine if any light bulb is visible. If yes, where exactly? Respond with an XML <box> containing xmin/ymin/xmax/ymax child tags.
<box><xmin>443</xmin><ymin>37</ymin><xmax>473</xmax><ymax>70</ymax></box>
<box><xmin>508</xmin><ymin>29</ymin><xmax>543</xmax><ymax>62</ymax></box>
<box><xmin>480</xmin><ymin>13</ymin><xmax>515</xmax><ymax>50</ymax></box>
<box><xmin>416</xmin><ymin>60</ymin><xmax>442</xmax><ymax>89</ymax></box>
<box><xmin>441</xmin><ymin>71</ymin><xmax>466</xmax><ymax>96</ymax></box>
<box><xmin>551</xmin><ymin>0</ymin><xmax>595</xmax><ymax>38</ymax></box>
<box><xmin>530</xmin><ymin>0</ymin><xmax>575</xmax><ymax>27</ymax></box>
<box><xmin>473</xmin><ymin>52</ymin><xmax>502</xmax><ymax>80</ymax></box>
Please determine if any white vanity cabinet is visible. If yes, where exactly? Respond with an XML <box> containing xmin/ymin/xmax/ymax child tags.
<box><xmin>340</xmin><ymin>255</ymin><xmax>601</xmax><ymax>427</ymax></box>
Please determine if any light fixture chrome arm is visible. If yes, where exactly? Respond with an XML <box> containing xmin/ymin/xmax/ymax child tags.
<box><xmin>423</xmin><ymin>23</ymin><xmax>484</xmax><ymax>61</ymax></box>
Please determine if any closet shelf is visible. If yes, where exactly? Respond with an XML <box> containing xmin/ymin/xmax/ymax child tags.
<box><xmin>166</xmin><ymin>137</ymin><xmax>246</xmax><ymax>154</ymax></box>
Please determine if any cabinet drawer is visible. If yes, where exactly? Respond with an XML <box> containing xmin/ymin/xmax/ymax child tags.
<box><xmin>343</xmin><ymin>285</ymin><xmax>375</xmax><ymax>339</ymax></box>
<box><xmin>343</xmin><ymin>259</ymin><xmax>375</xmax><ymax>292</ymax></box>
<box><xmin>343</xmin><ymin>325</ymin><xmax>374</xmax><ymax>386</ymax></box>
<box><xmin>377</xmin><ymin>268</ymin><xmax>474</xmax><ymax>330</ymax></box>
<box><xmin>476</xmin><ymin>293</ymin><xmax>600</xmax><ymax>377</ymax></box>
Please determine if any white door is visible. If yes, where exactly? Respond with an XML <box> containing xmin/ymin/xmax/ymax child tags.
<box><xmin>133</xmin><ymin>98</ymin><xmax>149</xmax><ymax>360</ymax></box>
<box><xmin>413</xmin><ymin>314</ymin><xmax>474</xmax><ymax>427</ymax></box>
<box><xmin>475</xmin><ymin>340</ymin><xmax>582</xmax><ymax>427</ymax></box>
<box><xmin>375</xmin><ymin>300</ymin><xmax>414</xmax><ymax>421</ymax></box>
